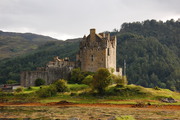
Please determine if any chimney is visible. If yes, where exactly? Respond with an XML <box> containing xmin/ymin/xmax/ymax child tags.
<box><xmin>90</xmin><ymin>28</ymin><xmax>96</xmax><ymax>35</ymax></box>
<box><xmin>90</xmin><ymin>28</ymin><xmax>96</xmax><ymax>40</ymax></box>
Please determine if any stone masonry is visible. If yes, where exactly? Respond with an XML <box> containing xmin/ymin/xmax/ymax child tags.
<box><xmin>77</xmin><ymin>29</ymin><xmax>122</xmax><ymax>75</ymax></box>
<box><xmin>21</xmin><ymin>29</ymin><xmax>122</xmax><ymax>87</ymax></box>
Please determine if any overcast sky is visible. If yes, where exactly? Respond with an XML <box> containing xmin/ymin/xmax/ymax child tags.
<box><xmin>0</xmin><ymin>0</ymin><xmax>180</xmax><ymax>40</ymax></box>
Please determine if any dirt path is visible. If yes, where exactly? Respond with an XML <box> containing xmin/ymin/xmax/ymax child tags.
<box><xmin>0</xmin><ymin>102</ymin><xmax>180</xmax><ymax>110</ymax></box>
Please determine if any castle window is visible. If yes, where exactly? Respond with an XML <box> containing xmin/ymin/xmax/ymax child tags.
<box><xmin>108</xmin><ymin>48</ymin><xmax>110</xmax><ymax>56</ymax></box>
<box><xmin>91</xmin><ymin>55</ymin><xmax>94</xmax><ymax>61</ymax></box>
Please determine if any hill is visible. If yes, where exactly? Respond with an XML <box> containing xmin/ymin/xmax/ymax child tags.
<box><xmin>114</xmin><ymin>19</ymin><xmax>180</xmax><ymax>91</ymax></box>
<box><xmin>0</xmin><ymin>19</ymin><xmax>179</xmax><ymax>91</ymax></box>
<box><xmin>0</xmin><ymin>30</ymin><xmax>61</xmax><ymax>60</ymax></box>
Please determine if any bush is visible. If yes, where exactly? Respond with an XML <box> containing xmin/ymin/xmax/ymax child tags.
<box><xmin>154</xmin><ymin>86</ymin><xmax>161</xmax><ymax>90</ymax></box>
<box><xmin>70</xmin><ymin>68</ymin><xmax>94</xmax><ymax>84</ymax></box>
<box><xmin>70</xmin><ymin>68</ymin><xmax>85</xmax><ymax>83</ymax></box>
<box><xmin>92</xmin><ymin>68</ymin><xmax>112</xmax><ymax>94</ymax></box>
<box><xmin>37</xmin><ymin>85</ymin><xmax>57</xmax><ymax>98</ymax></box>
<box><xmin>28</xmin><ymin>86</ymin><xmax>32</xmax><ymax>90</ymax></box>
<box><xmin>53</xmin><ymin>79</ymin><xmax>69</xmax><ymax>92</ymax></box>
<box><xmin>35</xmin><ymin>78</ymin><xmax>45</xmax><ymax>86</ymax></box>
<box><xmin>15</xmin><ymin>87</ymin><xmax>24</xmax><ymax>93</ymax></box>
<box><xmin>82</xmin><ymin>75</ymin><xmax>93</xmax><ymax>86</ymax></box>
<box><xmin>6</xmin><ymin>80</ymin><xmax>18</xmax><ymax>84</ymax></box>
<box><xmin>115</xmin><ymin>75</ymin><xmax>128</xmax><ymax>87</ymax></box>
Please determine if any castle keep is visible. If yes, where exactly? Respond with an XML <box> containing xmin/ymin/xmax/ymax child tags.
<box><xmin>21</xmin><ymin>29</ymin><xmax>122</xmax><ymax>87</ymax></box>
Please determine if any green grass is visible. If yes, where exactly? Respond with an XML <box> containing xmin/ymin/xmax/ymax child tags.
<box><xmin>23</xmin><ymin>86</ymin><xmax>41</xmax><ymax>93</ymax></box>
<box><xmin>1</xmin><ymin>84</ymin><xmax>180</xmax><ymax>105</ymax></box>
<box><xmin>68</xmin><ymin>84</ymin><xmax>89</xmax><ymax>91</ymax></box>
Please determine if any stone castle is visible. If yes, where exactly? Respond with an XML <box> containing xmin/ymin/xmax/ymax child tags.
<box><xmin>21</xmin><ymin>29</ymin><xmax>122</xmax><ymax>87</ymax></box>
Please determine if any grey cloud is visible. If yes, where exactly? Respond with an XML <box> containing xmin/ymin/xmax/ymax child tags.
<box><xmin>0</xmin><ymin>0</ymin><xmax>179</xmax><ymax>40</ymax></box>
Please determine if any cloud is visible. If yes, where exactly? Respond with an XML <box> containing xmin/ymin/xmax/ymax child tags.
<box><xmin>0</xmin><ymin>0</ymin><xmax>179</xmax><ymax>40</ymax></box>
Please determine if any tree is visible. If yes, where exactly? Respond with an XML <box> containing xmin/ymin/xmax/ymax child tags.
<box><xmin>70</xmin><ymin>68</ymin><xmax>85</xmax><ymax>83</ymax></box>
<box><xmin>53</xmin><ymin>79</ymin><xmax>69</xmax><ymax>92</ymax></box>
<box><xmin>92</xmin><ymin>68</ymin><xmax>112</xmax><ymax>94</ymax></box>
<box><xmin>35</xmin><ymin>78</ymin><xmax>45</xmax><ymax>86</ymax></box>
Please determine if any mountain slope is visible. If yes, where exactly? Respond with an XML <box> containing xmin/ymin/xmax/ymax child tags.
<box><xmin>0</xmin><ymin>19</ymin><xmax>179</xmax><ymax>91</ymax></box>
<box><xmin>0</xmin><ymin>30</ymin><xmax>62</xmax><ymax>59</ymax></box>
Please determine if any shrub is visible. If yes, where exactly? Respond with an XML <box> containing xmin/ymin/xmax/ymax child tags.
<box><xmin>53</xmin><ymin>79</ymin><xmax>69</xmax><ymax>92</ymax></box>
<box><xmin>92</xmin><ymin>68</ymin><xmax>112</xmax><ymax>94</ymax></box>
<box><xmin>154</xmin><ymin>86</ymin><xmax>161</xmax><ymax>90</ymax></box>
<box><xmin>82</xmin><ymin>75</ymin><xmax>93</xmax><ymax>86</ymax></box>
<box><xmin>6</xmin><ymin>80</ymin><xmax>18</xmax><ymax>84</ymax></box>
<box><xmin>35</xmin><ymin>78</ymin><xmax>45</xmax><ymax>86</ymax></box>
<box><xmin>115</xmin><ymin>75</ymin><xmax>128</xmax><ymax>87</ymax></box>
<box><xmin>37</xmin><ymin>85</ymin><xmax>57</xmax><ymax>98</ymax></box>
<box><xmin>70</xmin><ymin>68</ymin><xmax>85</xmax><ymax>83</ymax></box>
<box><xmin>15</xmin><ymin>87</ymin><xmax>24</xmax><ymax>93</ymax></box>
<box><xmin>70</xmin><ymin>68</ymin><xmax>94</xmax><ymax>84</ymax></box>
<box><xmin>28</xmin><ymin>86</ymin><xmax>32</xmax><ymax>90</ymax></box>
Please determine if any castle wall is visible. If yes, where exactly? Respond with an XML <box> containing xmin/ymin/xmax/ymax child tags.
<box><xmin>78</xmin><ymin>29</ymin><xmax>118</xmax><ymax>73</ymax></box>
<box><xmin>20</xmin><ymin>28</ymin><xmax>122</xmax><ymax>87</ymax></box>
<box><xmin>21</xmin><ymin>71</ymin><xmax>49</xmax><ymax>87</ymax></box>
<box><xmin>21</xmin><ymin>67</ymin><xmax>73</xmax><ymax>87</ymax></box>
<box><xmin>105</xmin><ymin>37</ymin><xmax>117</xmax><ymax>71</ymax></box>
<box><xmin>79</xmin><ymin>48</ymin><xmax>106</xmax><ymax>72</ymax></box>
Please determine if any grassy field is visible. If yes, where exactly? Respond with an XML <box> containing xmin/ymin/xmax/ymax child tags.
<box><xmin>0</xmin><ymin>84</ymin><xmax>180</xmax><ymax>120</ymax></box>
<box><xmin>0</xmin><ymin>105</ymin><xmax>179</xmax><ymax>120</ymax></box>
<box><xmin>1</xmin><ymin>84</ymin><xmax>179</xmax><ymax>105</ymax></box>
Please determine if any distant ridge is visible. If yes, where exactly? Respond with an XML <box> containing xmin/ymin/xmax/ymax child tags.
<box><xmin>0</xmin><ymin>30</ymin><xmax>62</xmax><ymax>59</ymax></box>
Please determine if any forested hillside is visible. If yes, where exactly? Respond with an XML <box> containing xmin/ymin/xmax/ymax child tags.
<box><xmin>0</xmin><ymin>30</ymin><xmax>60</xmax><ymax>59</ymax></box>
<box><xmin>0</xmin><ymin>19</ymin><xmax>179</xmax><ymax>91</ymax></box>
<box><xmin>115</xmin><ymin>19</ymin><xmax>180</xmax><ymax>91</ymax></box>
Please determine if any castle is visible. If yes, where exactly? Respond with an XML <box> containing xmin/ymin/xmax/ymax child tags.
<box><xmin>21</xmin><ymin>29</ymin><xmax>122</xmax><ymax>87</ymax></box>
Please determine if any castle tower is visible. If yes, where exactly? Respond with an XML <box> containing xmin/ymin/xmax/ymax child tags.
<box><xmin>77</xmin><ymin>28</ymin><xmax>118</xmax><ymax>73</ymax></box>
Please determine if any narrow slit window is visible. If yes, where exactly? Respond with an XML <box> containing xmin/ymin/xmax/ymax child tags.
<box><xmin>91</xmin><ymin>55</ymin><xmax>94</xmax><ymax>61</ymax></box>
<box><xmin>108</xmin><ymin>48</ymin><xmax>110</xmax><ymax>56</ymax></box>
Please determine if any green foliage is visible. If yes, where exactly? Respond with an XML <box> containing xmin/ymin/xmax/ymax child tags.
<box><xmin>68</xmin><ymin>84</ymin><xmax>89</xmax><ymax>91</ymax></box>
<box><xmin>36</xmin><ymin>85</ymin><xmax>57</xmax><ymax>98</ymax></box>
<box><xmin>0</xmin><ymin>19</ymin><xmax>180</xmax><ymax>91</ymax></box>
<box><xmin>15</xmin><ymin>87</ymin><xmax>24</xmax><ymax>93</ymax></box>
<box><xmin>70</xmin><ymin>68</ymin><xmax>85</xmax><ymax>83</ymax></box>
<box><xmin>35</xmin><ymin>78</ymin><xmax>45</xmax><ymax>86</ymax></box>
<box><xmin>6</xmin><ymin>80</ymin><xmax>18</xmax><ymax>84</ymax></box>
<box><xmin>92</xmin><ymin>68</ymin><xmax>112</xmax><ymax>94</ymax></box>
<box><xmin>0</xmin><ymin>41</ymin><xmax>79</xmax><ymax>85</ymax></box>
<box><xmin>82</xmin><ymin>75</ymin><xmax>93</xmax><ymax>86</ymax></box>
<box><xmin>53</xmin><ymin>79</ymin><xmax>69</xmax><ymax>92</ymax></box>
<box><xmin>107</xmin><ymin>85</ymin><xmax>148</xmax><ymax>98</ymax></box>
<box><xmin>114</xmin><ymin>75</ymin><xmax>128</xmax><ymax>87</ymax></box>
<box><xmin>70</xmin><ymin>68</ymin><xmax>94</xmax><ymax>84</ymax></box>
<box><xmin>154</xmin><ymin>86</ymin><xmax>161</xmax><ymax>90</ymax></box>
<box><xmin>115</xmin><ymin>116</ymin><xmax>136</xmax><ymax>120</ymax></box>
